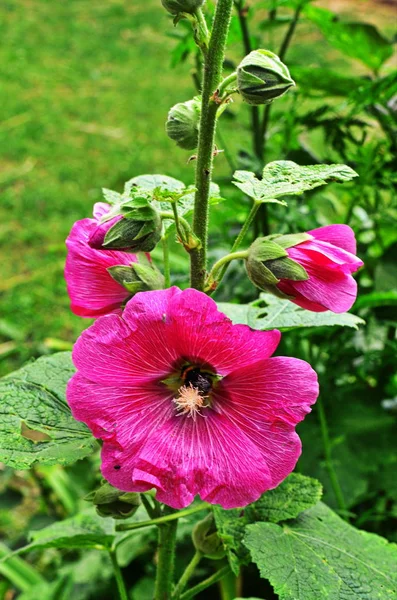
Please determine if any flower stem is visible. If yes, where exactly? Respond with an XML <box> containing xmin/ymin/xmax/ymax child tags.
<box><xmin>194</xmin><ymin>8</ymin><xmax>210</xmax><ymax>56</ymax></box>
<box><xmin>162</xmin><ymin>237</ymin><xmax>170</xmax><ymax>287</ymax></box>
<box><xmin>317</xmin><ymin>394</ymin><xmax>348</xmax><ymax>517</ymax></box>
<box><xmin>172</xmin><ymin>550</ymin><xmax>202</xmax><ymax>599</ymax></box>
<box><xmin>212</xmin><ymin>200</ymin><xmax>261</xmax><ymax>290</ymax></box>
<box><xmin>180</xmin><ymin>566</ymin><xmax>231</xmax><ymax>600</ymax></box>
<box><xmin>140</xmin><ymin>493</ymin><xmax>159</xmax><ymax>519</ymax></box>
<box><xmin>154</xmin><ymin>512</ymin><xmax>178</xmax><ymax>600</ymax></box>
<box><xmin>115</xmin><ymin>502</ymin><xmax>210</xmax><ymax>532</ymax></box>
<box><xmin>205</xmin><ymin>250</ymin><xmax>249</xmax><ymax>291</ymax></box>
<box><xmin>109</xmin><ymin>550</ymin><xmax>128</xmax><ymax>600</ymax></box>
<box><xmin>190</xmin><ymin>0</ymin><xmax>234</xmax><ymax>291</ymax></box>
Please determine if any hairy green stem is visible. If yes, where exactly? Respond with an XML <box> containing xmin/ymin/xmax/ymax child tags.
<box><xmin>109</xmin><ymin>550</ymin><xmax>128</xmax><ymax>600</ymax></box>
<box><xmin>317</xmin><ymin>395</ymin><xmax>348</xmax><ymax>516</ymax></box>
<box><xmin>115</xmin><ymin>502</ymin><xmax>210</xmax><ymax>532</ymax></box>
<box><xmin>162</xmin><ymin>237</ymin><xmax>170</xmax><ymax>287</ymax></box>
<box><xmin>212</xmin><ymin>201</ymin><xmax>261</xmax><ymax>290</ymax></box>
<box><xmin>172</xmin><ymin>551</ymin><xmax>203</xmax><ymax>599</ymax></box>
<box><xmin>190</xmin><ymin>0</ymin><xmax>234</xmax><ymax>290</ymax></box>
<box><xmin>180</xmin><ymin>566</ymin><xmax>232</xmax><ymax>600</ymax></box>
<box><xmin>154</xmin><ymin>515</ymin><xmax>178</xmax><ymax>600</ymax></box>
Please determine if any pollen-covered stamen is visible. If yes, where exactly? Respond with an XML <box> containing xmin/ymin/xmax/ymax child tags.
<box><xmin>173</xmin><ymin>384</ymin><xmax>208</xmax><ymax>420</ymax></box>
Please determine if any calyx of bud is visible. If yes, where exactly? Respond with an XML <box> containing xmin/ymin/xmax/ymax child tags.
<box><xmin>85</xmin><ymin>482</ymin><xmax>141</xmax><ymax>520</ymax></box>
<box><xmin>246</xmin><ymin>235</ymin><xmax>309</xmax><ymax>295</ymax></box>
<box><xmin>192</xmin><ymin>513</ymin><xmax>225</xmax><ymax>560</ymax></box>
<box><xmin>237</xmin><ymin>49</ymin><xmax>295</xmax><ymax>106</ymax></box>
<box><xmin>99</xmin><ymin>199</ymin><xmax>162</xmax><ymax>252</ymax></box>
<box><xmin>108</xmin><ymin>253</ymin><xmax>165</xmax><ymax>294</ymax></box>
<box><xmin>166</xmin><ymin>98</ymin><xmax>201</xmax><ymax>150</ymax></box>
<box><xmin>161</xmin><ymin>0</ymin><xmax>204</xmax><ymax>16</ymax></box>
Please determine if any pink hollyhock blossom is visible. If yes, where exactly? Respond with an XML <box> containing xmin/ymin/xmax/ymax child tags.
<box><xmin>277</xmin><ymin>225</ymin><xmax>363</xmax><ymax>313</ymax></box>
<box><xmin>67</xmin><ymin>287</ymin><xmax>319</xmax><ymax>509</ymax></box>
<box><xmin>65</xmin><ymin>203</ymin><xmax>137</xmax><ymax>318</ymax></box>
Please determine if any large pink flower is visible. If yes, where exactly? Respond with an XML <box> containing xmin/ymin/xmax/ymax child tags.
<box><xmin>65</xmin><ymin>203</ymin><xmax>137</xmax><ymax>318</ymax></box>
<box><xmin>67</xmin><ymin>287</ymin><xmax>319</xmax><ymax>509</ymax></box>
<box><xmin>277</xmin><ymin>225</ymin><xmax>363</xmax><ymax>313</ymax></box>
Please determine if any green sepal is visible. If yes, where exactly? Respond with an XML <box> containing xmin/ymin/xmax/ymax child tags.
<box><xmin>237</xmin><ymin>49</ymin><xmax>295</xmax><ymax>106</ymax></box>
<box><xmin>273</xmin><ymin>232</ymin><xmax>311</xmax><ymax>249</ymax></box>
<box><xmin>265</xmin><ymin>257</ymin><xmax>309</xmax><ymax>281</ymax></box>
<box><xmin>85</xmin><ymin>482</ymin><xmax>141</xmax><ymax>520</ymax></box>
<box><xmin>103</xmin><ymin>204</ymin><xmax>162</xmax><ymax>252</ymax></box>
<box><xmin>192</xmin><ymin>513</ymin><xmax>226</xmax><ymax>560</ymax></box>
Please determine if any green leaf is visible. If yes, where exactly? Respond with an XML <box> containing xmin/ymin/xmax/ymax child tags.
<box><xmin>233</xmin><ymin>161</ymin><xmax>358</xmax><ymax>204</ymax></box>
<box><xmin>244</xmin><ymin>502</ymin><xmax>397</xmax><ymax>600</ymax></box>
<box><xmin>216</xmin><ymin>302</ymin><xmax>261</xmax><ymax>327</ymax></box>
<box><xmin>354</xmin><ymin>291</ymin><xmax>397</xmax><ymax>310</ymax></box>
<box><xmin>0</xmin><ymin>353</ymin><xmax>97</xmax><ymax>469</ymax></box>
<box><xmin>27</xmin><ymin>511</ymin><xmax>116</xmax><ymax>551</ymax></box>
<box><xmin>304</xmin><ymin>5</ymin><xmax>393</xmax><ymax>72</ymax></box>
<box><xmin>102</xmin><ymin>188</ymin><xmax>122</xmax><ymax>205</ymax></box>
<box><xmin>214</xmin><ymin>474</ymin><xmax>322</xmax><ymax>575</ymax></box>
<box><xmin>124</xmin><ymin>173</ymin><xmax>221</xmax><ymax>237</ymax></box>
<box><xmin>246</xmin><ymin>473</ymin><xmax>322</xmax><ymax>524</ymax></box>
<box><xmin>257</xmin><ymin>294</ymin><xmax>365</xmax><ymax>330</ymax></box>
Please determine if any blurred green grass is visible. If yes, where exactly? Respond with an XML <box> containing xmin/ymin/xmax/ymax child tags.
<box><xmin>0</xmin><ymin>0</ymin><xmax>206</xmax><ymax>374</ymax></box>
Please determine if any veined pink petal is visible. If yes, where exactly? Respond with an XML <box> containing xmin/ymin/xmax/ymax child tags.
<box><xmin>308</xmin><ymin>224</ymin><xmax>357</xmax><ymax>254</ymax></box>
<box><xmin>88</xmin><ymin>214</ymin><xmax>123</xmax><ymax>249</ymax></box>
<box><xmin>65</xmin><ymin>218</ymin><xmax>137</xmax><ymax>318</ymax></box>
<box><xmin>93</xmin><ymin>202</ymin><xmax>111</xmax><ymax>220</ymax></box>
<box><xmin>291</xmin><ymin>240</ymin><xmax>363</xmax><ymax>273</ymax></box>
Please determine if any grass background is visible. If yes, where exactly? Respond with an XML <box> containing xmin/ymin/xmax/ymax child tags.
<box><xmin>0</xmin><ymin>0</ymin><xmax>395</xmax><ymax>375</ymax></box>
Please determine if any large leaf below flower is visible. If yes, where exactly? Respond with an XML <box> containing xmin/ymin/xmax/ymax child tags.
<box><xmin>244</xmin><ymin>502</ymin><xmax>397</xmax><ymax>600</ymax></box>
<box><xmin>218</xmin><ymin>296</ymin><xmax>364</xmax><ymax>330</ymax></box>
<box><xmin>214</xmin><ymin>474</ymin><xmax>322</xmax><ymax>575</ymax></box>
<box><xmin>232</xmin><ymin>161</ymin><xmax>358</xmax><ymax>204</ymax></box>
<box><xmin>0</xmin><ymin>352</ymin><xmax>97</xmax><ymax>469</ymax></box>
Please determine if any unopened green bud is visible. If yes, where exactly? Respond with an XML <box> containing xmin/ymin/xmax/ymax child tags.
<box><xmin>166</xmin><ymin>98</ymin><xmax>201</xmax><ymax>150</ymax></box>
<box><xmin>102</xmin><ymin>202</ymin><xmax>162</xmax><ymax>252</ymax></box>
<box><xmin>108</xmin><ymin>253</ymin><xmax>165</xmax><ymax>294</ymax></box>
<box><xmin>86</xmin><ymin>482</ymin><xmax>141</xmax><ymax>520</ymax></box>
<box><xmin>237</xmin><ymin>49</ymin><xmax>295</xmax><ymax>106</ymax></box>
<box><xmin>192</xmin><ymin>513</ymin><xmax>225</xmax><ymax>560</ymax></box>
<box><xmin>161</xmin><ymin>0</ymin><xmax>204</xmax><ymax>15</ymax></box>
<box><xmin>246</xmin><ymin>236</ymin><xmax>308</xmax><ymax>295</ymax></box>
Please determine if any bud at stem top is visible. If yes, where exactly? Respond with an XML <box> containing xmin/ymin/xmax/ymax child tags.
<box><xmin>237</xmin><ymin>49</ymin><xmax>295</xmax><ymax>105</ymax></box>
<box><xmin>161</xmin><ymin>0</ymin><xmax>204</xmax><ymax>16</ymax></box>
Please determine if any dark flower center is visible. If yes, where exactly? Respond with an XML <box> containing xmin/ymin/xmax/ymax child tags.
<box><xmin>182</xmin><ymin>366</ymin><xmax>213</xmax><ymax>395</ymax></box>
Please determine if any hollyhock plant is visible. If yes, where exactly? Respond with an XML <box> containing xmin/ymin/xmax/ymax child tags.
<box><xmin>65</xmin><ymin>202</ymin><xmax>138</xmax><ymax>318</ymax></box>
<box><xmin>277</xmin><ymin>225</ymin><xmax>363</xmax><ymax>313</ymax></box>
<box><xmin>67</xmin><ymin>287</ymin><xmax>319</xmax><ymax>509</ymax></box>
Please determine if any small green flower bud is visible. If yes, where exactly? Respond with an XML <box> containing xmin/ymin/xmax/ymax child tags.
<box><xmin>192</xmin><ymin>513</ymin><xmax>225</xmax><ymax>560</ymax></box>
<box><xmin>166</xmin><ymin>98</ymin><xmax>201</xmax><ymax>150</ymax></box>
<box><xmin>108</xmin><ymin>253</ymin><xmax>165</xmax><ymax>294</ymax></box>
<box><xmin>86</xmin><ymin>482</ymin><xmax>141</xmax><ymax>520</ymax></box>
<box><xmin>237</xmin><ymin>49</ymin><xmax>295</xmax><ymax>106</ymax></box>
<box><xmin>246</xmin><ymin>236</ymin><xmax>308</xmax><ymax>296</ymax></box>
<box><xmin>102</xmin><ymin>202</ymin><xmax>162</xmax><ymax>252</ymax></box>
<box><xmin>161</xmin><ymin>0</ymin><xmax>204</xmax><ymax>16</ymax></box>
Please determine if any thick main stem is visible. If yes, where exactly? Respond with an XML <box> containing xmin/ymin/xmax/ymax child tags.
<box><xmin>190</xmin><ymin>0</ymin><xmax>234</xmax><ymax>290</ymax></box>
<box><xmin>154</xmin><ymin>517</ymin><xmax>178</xmax><ymax>600</ymax></box>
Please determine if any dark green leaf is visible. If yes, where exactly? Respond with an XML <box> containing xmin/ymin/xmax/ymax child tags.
<box><xmin>0</xmin><ymin>353</ymin><xmax>97</xmax><ymax>469</ymax></box>
<box><xmin>244</xmin><ymin>502</ymin><xmax>397</xmax><ymax>599</ymax></box>
<box><xmin>304</xmin><ymin>5</ymin><xmax>393</xmax><ymax>71</ymax></box>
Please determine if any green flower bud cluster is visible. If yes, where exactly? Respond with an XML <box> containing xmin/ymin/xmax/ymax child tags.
<box><xmin>108</xmin><ymin>253</ymin><xmax>165</xmax><ymax>295</ymax></box>
<box><xmin>237</xmin><ymin>49</ymin><xmax>295</xmax><ymax>106</ymax></box>
<box><xmin>166</xmin><ymin>98</ymin><xmax>201</xmax><ymax>150</ymax></box>
<box><xmin>85</xmin><ymin>482</ymin><xmax>141</xmax><ymax>520</ymax></box>
<box><xmin>161</xmin><ymin>0</ymin><xmax>204</xmax><ymax>16</ymax></box>
<box><xmin>246</xmin><ymin>233</ymin><xmax>309</xmax><ymax>296</ymax></box>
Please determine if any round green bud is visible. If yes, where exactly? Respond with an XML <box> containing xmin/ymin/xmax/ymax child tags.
<box><xmin>166</xmin><ymin>98</ymin><xmax>201</xmax><ymax>150</ymax></box>
<box><xmin>237</xmin><ymin>49</ymin><xmax>295</xmax><ymax>106</ymax></box>
<box><xmin>161</xmin><ymin>0</ymin><xmax>204</xmax><ymax>16</ymax></box>
<box><xmin>245</xmin><ymin>236</ymin><xmax>308</xmax><ymax>296</ymax></box>
<box><xmin>192</xmin><ymin>513</ymin><xmax>225</xmax><ymax>560</ymax></box>
<box><xmin>86</xmin><ymin>482</ymin><xmax>141</xmax><ymax>520</ymax></box>
<box><xmin>102</xmin><ymin>203</ymin><xmax>162</xmax><ymax>253</ymax></box>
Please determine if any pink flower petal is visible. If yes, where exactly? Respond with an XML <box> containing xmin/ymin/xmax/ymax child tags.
<box><xmin>308</xmin><ymin>224</ymin><xmax>357</xmax><ymax>254</ymax></box>
<box><xmin>291</xmin><ymin>240</ymin><xmax>363</xmax><ymax>273</ymax></box>
<box><xmin>65</xmin><ymin>218</ymin><xmax>137</xmax><ymax>318</ymax></box>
